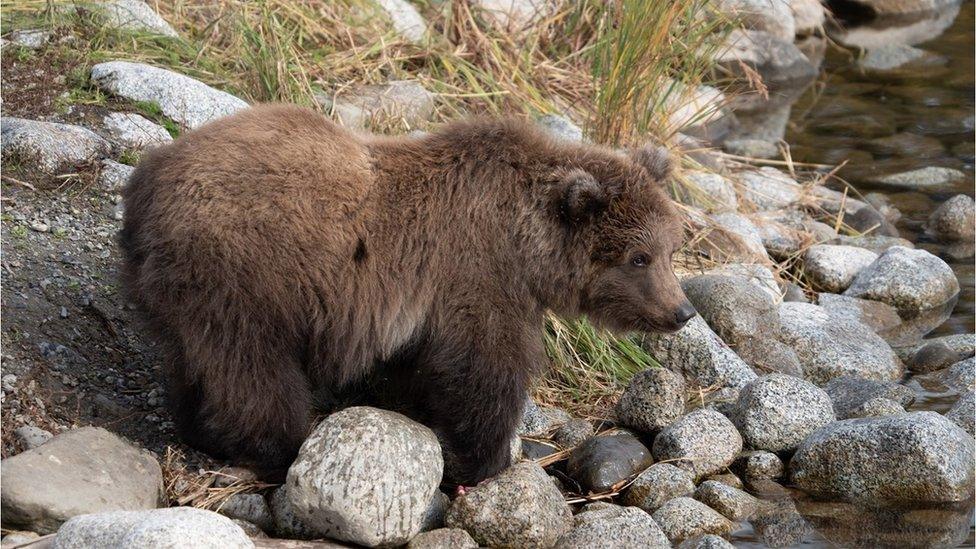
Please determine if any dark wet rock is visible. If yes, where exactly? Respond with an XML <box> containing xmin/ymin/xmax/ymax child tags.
<box><xmin>816</xmin><ymin>293</ymin><xmax>902</xmax><ymax>335</ymax></box>
<box><xmin>844</xmin><ymin>205</ymin><xmax>901</xmax><ymax>237</ymax></box>
<box><xmin>803</xmin><ymin>245</ymin><xmax>878</xmax><ymax>293</ymax></box>
<box><xmin>951</xmin><ymin>140</ymin><xmax>974</xmax><ymax>161</ymax></box>
<box><xmin>652</xmin><ymin>409</ymin><xmax>743</xmax><ymax>479</ymax></box>
<box><xmin>553</xmin><ymin>419</ymin><xmax>594</xmax><ymax>448</ymax></box>
<box><xmin>731</xmin><ymin>374</ymin><xmax>835</xmax><ymax>452</ymax></box>
<box><xmin>849</xmin><ymin>397</ymin><xmax>906</xmax><ymax>418</ymax></box>
<box><xmin>776</xmin><ymin>302</ymin><xmax>903</xmax><ymax>384</ymax></box>
<box><xmin>217</xmin><ymin>493</ymin><xmax>273</xmax><ymax>533</ymax></box>
<box><xmin>866</xmin><ymin>132</ymin><xmax>945</xmax><ymax>158</ymax></box>
<box><xmin>554</xmin><ymin>504</ymin><xmax>669</xmax><ymax>549</ymax></box>
<box><xmin>615</xmin><ymin>367</ymin><xmax>685</xmax><ymax>433</ymax></box>
<box><xmin>52</xmin><ymin>507</ymin><xmax>252</xmax><ymax>548</ymax></box>
<box><xmin>536</xmin><ymin>114</ymin><xmax>584</xmax><ymax>142</ymax></box>
<box><xmin>641</xmin><ymin>316</ymin><xmax>757</xmax><ymax>390</ymax></box>
<box><xmin>926</xmin><ymin>194</ymin><xmax>975</xmax><ymax>242</ymax></box>
<box><xmin>694</xmin><ymin>480</ymin><xmax>759</xmax><ymax>521</ymax></box>
<box><xmin>566</xmin><ymin>433</ymin><xmax>652</xmax><ymax>493</ymax></box>
<box><xmin>845</xmin><ymin>246</ymin><xmax>960</xmax><ymax>315</ymax></box>
<box><xmin>652</xmin><ymin>497</ymin><xmax>734</xmax><ymax>545</ymax></box>
<box><xmin>285</xmin><ymin>407</ymin><xmax>442</xmax><ymax>546</ymax></box>
<box><xmin>622</xmin><ymin>463</ymin><xmax>696</xmax><ymax>513</ymax></box>
<box><xmin>732</xmin><ymin>450</ymin><xmax>784</xmax><ymax>482</ymax></box>
<box><xmin>420</xmin><ymin>491</ymin><xmax>450</xmax><ymax>532</ymax></box>
<box><xmin>790</xmin><ymin>412</ymin><xmax>975</xmax><ymax>503</ymax></box>
<box><xmin>445</xmin><ymin>462</ymin><xmax>572</xmax><ymax>548</ymax></box>
<box><xmin>519</xmin><ymin>399</ymin><xmax>572</xmax><ymax>437</ymax></box>
<box><xmin>823</xmin><ymin>376</ymin><xmax>916</xmax><ymax>419</ymax></box>
<box><xmin>835</xmin><ymin>234</ymin><xmax>914</xmax><ymax>254</ymax></box>
<box><xmin>809</xmin><ymin>113</ymin><xmax>896</xmax><ymax>138</ymax></box>
<box><xmin>1</xmin><ymin>117</ymin><xmax>111</xmax><ymax>175</ymax></box>
<box><xmin>92</xmin><ymin>62</ymin><xmax>248</xmax><ymax>130</ymax></box>
<box><xmin>0</xmin><ymin>427</ymin><xmax>163</xmax><ymax>534</ymax></box>
<box><xmin>870</xmin><ymin>166</ymin><xmax>966</xmax><ymax>189</ymax></box>
<box><xmin>909</xmin><ymin>341</ymin><xmax>968</xmax><ymax>373</ymax></box>
<box><xmin>521</xmin><ymin>439</ymin><xmax>560</xmax><ymax>461</ymax></box>
<box><xmin>678</xmin><ymin>534</ymin><xmax>736</xmax><ymax>549</ymax></box>
<box><xmin>946</xmin><ymin>391</ymin><xmax>975</xmax><ymax>436</ymax></box>
<box><xmin>715</xmin><ymin>29</ymin><xmax>817</xmax><ymax>87</ymax></box>
<box><xmin>407</xmin><ymin>528</ymin><xmax>478</xmax><ymax>549</ymax></box>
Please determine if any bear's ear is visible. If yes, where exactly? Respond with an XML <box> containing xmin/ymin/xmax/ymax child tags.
<box><xmin>630</xmin><ymin>144</ymin><xmax>673</xmax><ymax>183</ymax></box>
<box><xmin>553</xmin><ymin>169</ymin><xmax>609</xmax><ymax>223</ymax></box>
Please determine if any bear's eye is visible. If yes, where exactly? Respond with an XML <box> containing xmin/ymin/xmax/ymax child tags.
<box><xmin>631</xmin><ymin>254</ymin><xmax>649</xmax><ymax>267</ymax></box>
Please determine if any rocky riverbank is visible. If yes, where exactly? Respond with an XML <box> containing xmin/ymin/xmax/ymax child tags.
<box><xmin>1</xmin><ymin>1</ymin><xmax>974</xmax><ymax>548</ymax></box>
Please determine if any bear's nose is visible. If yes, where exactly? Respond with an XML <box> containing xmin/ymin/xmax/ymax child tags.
<box><xmin>674</xmin><ymin>302</ymin><xmax>697</xmax><ymax>326</ymax></box>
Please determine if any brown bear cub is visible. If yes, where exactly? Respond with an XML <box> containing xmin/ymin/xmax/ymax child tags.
<box><xmin>121</xmin><ymin>105</ymin><xmax>696</xmax><ymax>484</ymax></box>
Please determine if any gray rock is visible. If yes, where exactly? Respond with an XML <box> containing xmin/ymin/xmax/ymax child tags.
<box><xmin>518</xmin><ymin>399</ymin><xmax>571</xmax><ymax>437</ymax></box>
<box><xmin>217</xmin><ymin>493</ymin><xmax>273</xmax><ymax>533</ymax></box>
<box><xmin>723</xmin><ymin>138</ymin><xmax>779</xmax><ymax>159</ymax></box>
<box><xmin>445</xmin><ymin>462</ymin><xmax>572</xmax><ymax>548</ymax></box>
<box><xmin>867</xmin><ymin>132</ymin><xmax>945</xmax><ymax>158</ymax></box>
<box><xmin>285</xmin><ymin>407</ymin><xmax>442</xmax><ymax>546</ymax></box>
<box><xmin>751</xmin><ymin>500</ymin><xmax>813</xmax><ymax>548</ymax></box>
<box><xmin>229</xmin><ymin>519</ymin><xmax>265</xmax><ymax>538</ymax></box>
<box><xmin>738</xmin><ymin>167</ymin><xmax>801</xmax><ymax>211</ymax></box>
<box><xmin>860</xmin><ymin>44</ymin><xmax>927</xmax><ymax>70</ymax></box>
<box><xmin>732</xmin><ymin>450</ymin><xmax>784</xmax><ymax>482</ymax></box>
<box><xmin>622</xmin><ymin>462</ymin><xmax>696</xmax><ymax>513</ymax></box>
<box><xmin>842</xmin><ymin>0</ymin><xmax>960</xmax><ymax>16</ymax></box>
<box><xmin>835</xmin><ymin>234</ymin><xmax>914</xmax><ymax>254</ymax></box>
<box><xmin>615</xmin><ymin>367</ymin><xmax>685</xmax><ymax>433</ymax></box>
<box><xmin>680</xmin><ymin>170</ymin><xmax>738</xmax><ymax>211</ymax></box>
<box><xmin>91</xmin><ymin>61</ymin><xmax>248</xmax><ymax>129</ymax></box>
<box><xmin>407</xmin><ymin>528</ymin><xmax>478</xmax><ymax>549</ymax></box>
<box><xmin>521</xmin><ymin>439</ymin><xmax>558</xmax><ymax>461</ymax></box>
<box><xmin>712</xmin><ymin>0</ymin><xmax>795</xmax><ymax>40</ymax></box>
<box><xmin>823</xmin><ymin>376</ymin><xmax>916</xmax><ymax>419</ymax></box>
<box><xmin>941</xmin><ymin>357</ymin><xmax>975</xmax><ymax>393</ymax></box>
<box><xmin>268</xmin><ymin>486</ymin><xmax>315</xmax><ymax>540</ymax></box>
<box><xmin>849</xmin><ymin>397</ymin><xmax>906</xmax><ymax>418</ymax></box>
<box><xmin>1</xmin><ymin>117</ymin><xmax>110</xmax><ymax>174</ymax></box>
<box><xmin>706</xmin><ymin>473</ymin><xmax>745</xmax><ymax>490</ymax></box>
<box><xmin>97</xmin><ymin>0</ymin><xmax>179</xmax><ymax>37</ymax></box>
<box><xmin>536</xmin><ymin>114</ymin><xmax>584</xmax><ymax>142</ymax></box>
<box><xmin>0</xmin><ymin>427</ymin><xmax>163</xmax><ymax>534</ymax></box>
<box><xmin>678</xmin><ymin>534</ymin><xmax>736</xmax><ymax>549</ymax></box>
<box><xmin>776</xmin><ymin>302</ymin><xmax>903</xmax><ymax>384</ymax></box>
<box><xmin>420</xmin><ymin>491</ymin><xmax>450</xmax><ymax>532</ymax></box>
<box><xmin>790</xmin><ymin>0</ymin><xmax>825</xmax><ymax>34</ymax></box>
<box><xmin>554</xmin><ymin>419</ymin><xmax>594</xmax><ymax>448</ymax></box>
<box><xmin>103</xmin><ymin>112</ymin><xmax>172</xmax><ymax>149</ymax></box>
<box><xmin>641</xmin><ymin>316</ymin><xmax>757</xmax><ymax>390</ymax></box>
<box><xmin>790</xmin><ymin>412</ymin><xmax>975</xmax><ymax>503</ymax></box>
<box><xmin>98</xmin><ymin>159</ymin><xmax>135</xmax><ymax>191</ymax></box>
<box><xmin>927</xmin><ymin>194</ymin><xmax>975</xmax><ymax>242</ymax></box>
<box><xmin>375</xmin><ymin>0</ymin><xmax>428</xmax><ymax>43</ymax></box>
<box><xmin>704</xmin><ymin>263</ymin><xmax>781</xmax><ymax>301</ymax></box>
<box><xmin>566</xmin><ymin>434</ymin><xmax>652</xmax><ymax>493</ymax></box>
<box><xmin>7</xmin><ymin>29</ymin><xmax>49</xmax><ymax>49</ymax></box>
<box><xmin>710</xmin><ymin>213</ymin><xmax>768</xmax><ymax>260</ymax></box>
<box><xmin>652</xmin><ymin>497</ymin><xmax>734</xmax><ymax>545</ymax></box>
<box><xmin>732</xmin><ymin>374</ymin><xmax>835</xmax><ymax>452</ymax></box>
<box><xmin>908</xmin><ymin>334</ymin><xmax>976</xmax><ymax>361</ymax></box>
<box><xmin>803</xmin><ymin>245</ymin><xmax>878</xmax><ymax>293</ymax></box>
<box><xmin>816</xmin><ymin>293</ymin><xmax>902</xmax><ymax>336</ymax></box>
<box><xmin>652</xmin><ymin>409</ymin><xmax>743</xmax><ymax>479</ymax></box>
<box><xmin>843</xmin><ymin>205</ymin><xmax>901</xmax><ymax>238</ymax></box>
<box><xmin>845</xmin><ymin>246</ymin><xmax>960</xmax><ymax>315</ymax></box>
<box><xmin>2</xmin><ymin>531</ymin><xmax>40</xmax><ymax>546</ymax></box>
<box><xmin>554</xmin><ymin>504</ymin><xmax>669</xmax><ymax>549</ymax></box>
<box><xmin>473</xmin><ymin>0</ymin><xmax>552</xmax><ymax>30</ymax></box>
<box><xmin>694</xmin><ymin>480</ymin><xmax>759</xmax><ymax>521</ymax></box>
<box><xmin>715</xmin><ymin>29</ymin><xmax>817</xmax><ymax>87</ymax></box>
<box><xmin>319</xmin><ymin>80</ymin><xmax>434</xmax><ymax>131</ymax></box>
<box><xmin>753</xmin><ymin>216</ymin><xmax>803</xmax><ymax>258</ymax></box>
<box><xmin>870</xmin><ymin>166</ymin><xmax>966</xmax><ymax>189</ymax></box>
<box><xmin>13</xmin><ymin>425</ymin><xmax>52</xmax><ymax>450</ymax></box>
<box><xmin>51</xmin><ymin>507</ymin><xmax>253</xmax><ymax>549</ymax></box>
<box><xmin>945</xmin><ymin>391</ymin><xmax>975</xmax><ymax>436</ymax></box>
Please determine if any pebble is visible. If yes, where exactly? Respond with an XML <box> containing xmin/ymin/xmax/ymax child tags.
<box><xmin>13</xmin><ymin>425</ymin><xmax>52</xmax><ymax>450</ymax></box>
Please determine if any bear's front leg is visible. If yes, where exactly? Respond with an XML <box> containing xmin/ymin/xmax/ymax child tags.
<box><xmin>417</xmin><ymin>316</ymin><xmax>541</xmax><ymax>486</ymax></box>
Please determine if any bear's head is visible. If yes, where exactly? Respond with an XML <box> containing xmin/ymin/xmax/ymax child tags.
<box><xmin>549</xmin><ymin>144</ymin><xmax>696</xmax><ymax>333</ymax></box>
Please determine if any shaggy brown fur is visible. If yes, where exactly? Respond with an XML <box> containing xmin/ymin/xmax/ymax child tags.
<box><xmin>120</xmin><ymin>105</ymin><xmax>694</xmax><ymax>484</ymax></box>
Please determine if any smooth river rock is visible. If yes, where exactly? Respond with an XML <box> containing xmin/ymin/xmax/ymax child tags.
<box><xmin>803</xmin><ymin>244</ymin><xmax>878</xmax><ymax>293</ymax></box>
<box><xmin>845</xmin><ymin>246</ymin><xmax>960</xmax><ymax>315</ymax></box>
<box><xmin>615</xmin><ymin>367</ymin><xmax>685</xmax><ymax>433</ymax></box>
<box><xmin>790</xmin><ymin>412</ymin><xmax>975</xmax><ymax>503</ymax></box>
<box><xmin>652</xmin><ymin>497</ymin><xmax>734</xmax><ymax>545</ymax></box>
<box><xmin>823</xmin><ymin>376</ymin><xmax>916</xmax><ymax>419</ymax></box>
<box><xmin>622</xmin><ymin>463</ymin><xmax>696</xmax><ymax>513</ymax></box>
<box><xmin>0</xmin><ymin>427</ymin><xmax>163</xmax><ymax>534</ymax></box>
<box><xmin>926</xmin><ymin>194</ymin><xmax>975</xmax><ymax>242</ymax></box>
<box><xmin>285</xmin><ymin>406</ymin><xmax>443</xmax><ymax>546</ymax></box>
<box><xmin>566</xmin><ymin>434</ymin><xmax>653</xmax><ymax>493</ymax></box>
<box><xmin>652</xmin><ymin>409</ymin><xmax>743</xmax><ymax>479</ymax></box>
<box><xmin>694</xmin><ymin>480</ymin><xmax>760</xmax><ymax>521</ymax></box>
<box><xmin>641</xmin><ymin>316</ymin><xmax>757</xmax><ymax>390</ymax></box>
<box><xmin>731</xmin><ymin>374</ymin><xmax>835</xmax><ymax>452</ymax></box>
<box><xmin>554</xmin><ymin>504</ymin><xmax>669</xmax><ymax>549</ymax></box>
<box><xmin>1</xmin><ymin>117</ymin><xmax>110</xmax><ymax>175</ymax></box>
<box><xmin>52</xmin><ymin>507</ymin><xmax>253</xmax><ymax>549</ymax></box>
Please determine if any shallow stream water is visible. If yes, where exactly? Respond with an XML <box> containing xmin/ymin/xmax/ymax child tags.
<box><xmin>728</xmin><ymin>2</ymin><xmax>975</xmax><ymax>547</ymax></box>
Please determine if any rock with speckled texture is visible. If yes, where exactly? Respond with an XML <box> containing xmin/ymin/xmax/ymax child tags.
<box><xmin>52</xmin><ymin>507</ymin><xmax>252</xmax><ymax>549</ymax></box>
<box><xmin>652</xmin><ymin>409</ymin><xmax>743</xmax><ymax>479</ymax></box>
<box><xmin>554</xmin><ymin>504</ymin><xmax>669</xmax><ymax>549</ymax></box>
<box><xmin>845</xmin><ymin>246</ymin><xmax>959</xmax><ymax>315</ymax></box>
<box><xmin>731</xmin><ymin>374</ymin><xmax>835</xmax><ymax>452</ymax></box>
